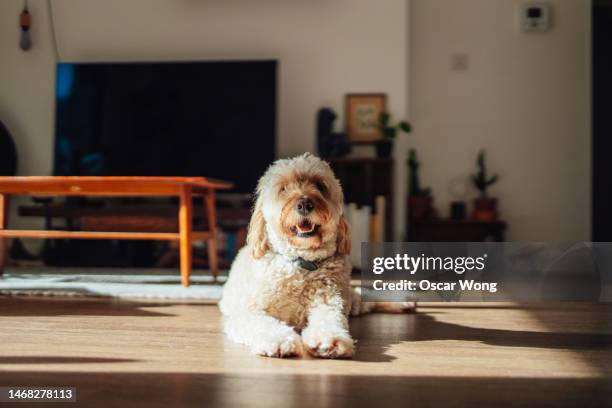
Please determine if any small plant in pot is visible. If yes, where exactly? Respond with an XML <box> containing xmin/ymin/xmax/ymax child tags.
<box><xmin>407</xmin><ymin>149</ymin><xmax>435</xmax><ymax>219</ymax></box>
<box><xmin>471</xmin><ymin>149</ymin><xmax>499</xmax><ymax>221</ymax></box>
<box><xmin>376</xmin><ymin>112</ymin><xmax>412</xmax><ymax>158</ymax></box>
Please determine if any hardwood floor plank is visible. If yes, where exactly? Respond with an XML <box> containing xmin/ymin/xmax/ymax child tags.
<box><xmin>0</xmin><ymin>297</ymin><xmax>610</xmax><ymax>407</ymax></box>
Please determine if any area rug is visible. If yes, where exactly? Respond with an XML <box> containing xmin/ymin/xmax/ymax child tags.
<box><xmin>0</xmin><ymin>267</ymin><xmax>225</xmax><ymax>301</ymax></box>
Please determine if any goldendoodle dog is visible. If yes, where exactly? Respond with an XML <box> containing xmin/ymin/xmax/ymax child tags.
<box><xmin>219</xmin><ymin>153</ymin><xmax>414</xmax><ymax>358</ymax></box>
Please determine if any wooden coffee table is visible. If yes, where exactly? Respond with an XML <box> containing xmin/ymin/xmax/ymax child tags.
<box><xmin>0</xmin><ymin>176</ymin><xmax>233</xmax><ymax>287</ymax></box>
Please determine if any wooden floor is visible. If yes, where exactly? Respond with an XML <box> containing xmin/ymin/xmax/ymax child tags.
<box><xmin>0</xmin><ymin>297</ymin><xmax>611</xmax><ymax>407</ymax></box>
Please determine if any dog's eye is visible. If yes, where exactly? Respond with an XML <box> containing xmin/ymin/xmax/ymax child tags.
<box><xmin>315</xmin><ymin>181</ymin><xmax>327</xmax><ymax>193</ymax></box>
<box><xmin>278</xmin><ymin>185</ymin><xmax>287</xmax><ymax>194</ymax></box>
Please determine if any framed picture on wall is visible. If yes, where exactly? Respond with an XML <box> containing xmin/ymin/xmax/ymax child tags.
<box><xmin>345</xmin><ymin>93</ymin><xmax>387</xmax><ymax>142</ymax></box>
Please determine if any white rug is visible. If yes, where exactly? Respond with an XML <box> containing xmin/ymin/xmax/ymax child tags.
<box><xmin>0</xmin><ymin>267</ymin><xmax>225</xmax><ymax>301</ymax></box>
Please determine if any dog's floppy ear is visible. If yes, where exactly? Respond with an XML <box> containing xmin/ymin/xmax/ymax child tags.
<box><xmin>247</xmin><ymin>201</ymin><xmax>270</xmax><ymax>259</ymax></box>
<box><xmin>336</xmin><ymin>215</ymin><xmax>351</xmax><ymax>255</ymax></box>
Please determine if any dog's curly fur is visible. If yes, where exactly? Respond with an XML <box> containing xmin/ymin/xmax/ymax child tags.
<box><xmin>219</xmin><ymin>153</ymin><xmax>414</xmax><ymax>358</ymax></box>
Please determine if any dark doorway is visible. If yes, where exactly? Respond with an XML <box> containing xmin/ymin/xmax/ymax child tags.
<box><xmin>593</xmin><ymin>1</ymin><xmax>612</xmax><ymax>241</ymax></box>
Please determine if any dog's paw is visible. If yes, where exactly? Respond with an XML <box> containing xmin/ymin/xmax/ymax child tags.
<box><xmin>302</xmin><ymin>328</ymin><xmax>355</xmax><ymax>359</ymax></box>
<box><xmin>399</xmin><ymin>301</ymin><xmax>417</xmax><ymax>312</ymax></box>
<box><xmin>251</xmin><ymin>331</ymin><xmax>302</xmax><ymax>358</ymax></box>
<box><xmin>366</xmin><ymin>301</ymin><xmax>417</xmax><ymax>314</ymax></box>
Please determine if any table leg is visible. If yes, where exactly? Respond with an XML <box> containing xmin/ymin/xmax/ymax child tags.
<box><xmin>0</xmin><ymin>194</ymin><xmax>8</xmax><ymax>276</ymax></box>
<box><xmin>204</xmin><ymin>191</ymin><xmax>219</xmax><ymax>281</ymax></box>
<box><xmin>179</xmin><ymin>186</ymin><xmax>193</xmax><ymax>287</ymax></box>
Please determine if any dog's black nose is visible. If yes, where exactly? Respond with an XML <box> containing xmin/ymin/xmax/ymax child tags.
<box><xmin>296</xmin><ymin>197</ymin><xmax>314</xmax><ymax>215</ymax></box>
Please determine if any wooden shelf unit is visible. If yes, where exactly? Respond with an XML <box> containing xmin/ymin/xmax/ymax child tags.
<box><xmin>327</xmin><ymin>157</ymin><xmax>394</xmax><ymax>240</ymax></box>
<box><xmin>408</xmin><ymin>219</ymin><xmax>507</xmax><ymax>242</ymax></box>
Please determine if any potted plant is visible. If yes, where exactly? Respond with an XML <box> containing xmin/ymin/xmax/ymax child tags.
<box><xmin>471</xmin><ymin>150</ymin><xmax>499</xmax><ymax>221</ymax></box>
<box><xmin>376</xmin><ymin>112</ymin><xmax>412</xmax><ymax>158</ymax></box>
<box><xmin>407</xmin><ymin>149</ymin><xmax>435</xmax><ymax>219</ymax></box>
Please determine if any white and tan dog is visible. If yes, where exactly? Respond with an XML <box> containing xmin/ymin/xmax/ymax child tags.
<box><xmin>219</xmin><ymin>153</ymin><xmax>413</xmax><ymax>358</ymax></box>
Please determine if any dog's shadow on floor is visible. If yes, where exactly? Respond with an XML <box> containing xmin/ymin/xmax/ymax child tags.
<box><xmin>350</xmin><ymin>310</ymin><xmax>612</xmax><ymax>363</ymax></box>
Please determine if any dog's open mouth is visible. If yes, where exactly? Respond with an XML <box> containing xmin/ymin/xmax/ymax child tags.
<box><xmin>291</xmin><ymin>219</ymin><xmax>320</xmax><ymax>238</ymax></box>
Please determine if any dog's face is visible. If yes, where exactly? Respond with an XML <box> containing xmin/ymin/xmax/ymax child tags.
<box><xmin>247</xmin><ymin>153</ymin><xmax>350</xmax><ymax>259</ymax></box>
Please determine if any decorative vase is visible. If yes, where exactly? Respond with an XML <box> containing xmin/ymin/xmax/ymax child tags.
<box><xmin>472</xmin><ymin>197</ymin><xmax>498</xmax><ymax>221</ymax></box>
<box><xmin>375</xmin><ymin>139</ymin><xmax>393</xmax><ymax>158</ymax></box>
<box><xmin>450</xmin><ymin>201</ymin><xmax>467</xmax><ymax>220</ymax></box>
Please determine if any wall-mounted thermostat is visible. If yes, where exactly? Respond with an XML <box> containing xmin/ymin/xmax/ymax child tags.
<box><xmin>520</xmin><ymin>2</ymin><xmax>552</xmax><ymax>32</ymax></box>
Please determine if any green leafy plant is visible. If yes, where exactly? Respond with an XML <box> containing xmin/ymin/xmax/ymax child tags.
<box><xmin>378</xmin><ymin>112</ymin><xmax>412</xmax><ymax>140</ymax></box>
<box><xmin>471</xmin><ymin>150</ymin><xmax>498</xmax><ymax>197</ymax></box>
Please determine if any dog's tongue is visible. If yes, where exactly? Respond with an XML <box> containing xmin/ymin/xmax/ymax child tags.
<box><xmin>297</xmin><ymin>220</ymin><xmax>314</xmax><ymax>233</ymax></box>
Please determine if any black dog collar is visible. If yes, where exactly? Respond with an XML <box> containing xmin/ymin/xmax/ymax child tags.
<box><xmin>295</xmin><ymin>257</ymin><xmax>319</xmax><ymax>272</ymax></box>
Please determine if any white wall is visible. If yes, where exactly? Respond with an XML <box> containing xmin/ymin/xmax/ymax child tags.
<box><xmin>0</xmin><ymin>0</ymin><xmax>591</xmax><ymax>243</ymax></box>
<box><xmin>0</xmin><ymin>1</ymin><xmax>56</xmax><ymax>178</ymax></box>
<box><xmin>411</xmin><ymin>0</ymin><xmax>591</xmax><ymax>240</ymax></box>
<box><xmin>0</xmin><ymin>0</ymin><xmax>410</xmax><ymax>237</ymax></box>
<box><xmin>0</xmin><ymin>1</ymin><xmax>57</xmax><ymax>237</ymax></box>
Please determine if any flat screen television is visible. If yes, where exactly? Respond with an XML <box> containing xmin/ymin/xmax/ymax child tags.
<box><xmin>53</xmin><ymin>60</ymin><xmax>277</xmax><ymax>193</ymax></box>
